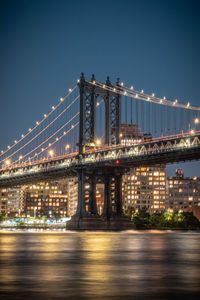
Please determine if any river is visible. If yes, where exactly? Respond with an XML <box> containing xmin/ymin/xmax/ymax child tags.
<box><xmin>0</xmin><ymin>230</ymin><xmax>200</xmax><ymax>299</ymax></box>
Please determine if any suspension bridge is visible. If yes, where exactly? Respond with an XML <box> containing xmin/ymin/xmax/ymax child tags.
<box><xmin>0</xmin><ymin>73</ymin><xmax>200</xmax><ymax>229</ymax></box>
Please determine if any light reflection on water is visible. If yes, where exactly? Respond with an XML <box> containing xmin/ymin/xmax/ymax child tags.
<box><xmin>0</xmin><ymin>230</ymin><xmax>200</xmax><ymax>299</ymax></box>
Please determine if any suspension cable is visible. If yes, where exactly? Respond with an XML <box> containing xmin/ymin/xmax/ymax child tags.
<box><xmin>0</xmin><ymin>95</ymin><xmax>80</xmax><ymax>163</ymax></box>
<box><xmin>11</xmin><ymin>112</ymin><xmax>80</xmax><ymax>165</ymax></box>
<box><xmin>0</xmin><ymin>85</ymin><xmax>78</xmax><ymax>157</ymax></box>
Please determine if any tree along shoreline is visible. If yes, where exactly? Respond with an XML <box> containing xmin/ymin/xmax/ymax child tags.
<box><xmin>125</xmin><ymin>208</ymin><xmax>200</xmax><ymax>230</ymax></box>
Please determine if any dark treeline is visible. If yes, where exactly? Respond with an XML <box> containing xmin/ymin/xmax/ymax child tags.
<box><xmin>125</xmin><ymin>208</ymin><xmax>200</xmax><ymax>229</ymax></box>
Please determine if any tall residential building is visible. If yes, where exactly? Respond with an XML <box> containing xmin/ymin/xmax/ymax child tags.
<box><xmin>0</xmin><ymin>189</ymin><xmax>7</xmax><ymax>215</ymax></box>
<box><xmin>23</xmin><ymin>181</ymin><xmax>68</xmax><ymax>217</ymax></box>
<box><xmin>0</xmin><ymin>187</ymin><xmax>24</xmax><ymax>217</ymax></box>
<box><xmin>67</xmin><ymin>177</ymin><xmax>78</xmax><ymax>217</ymax></box>
<box><xmin>122</xmin><ymin>165</ymin><xmax>166</xmax><ymax>213</ymax></box>
<box><xmin>167</xmin><ymin>169</ymin><xmax>200</xmax><ymax>212</ymax></box>
<box><xmin>120</xmin><ymin>123</ymin><xmax>166</xmax><ymax>213</ymax></box>
<box><xmin>7</xmin><ymin>187</ymin><xmax>24</xmax><ymax>217</ymax></box>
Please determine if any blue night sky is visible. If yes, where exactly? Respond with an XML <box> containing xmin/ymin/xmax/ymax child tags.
<box><xmin>0</xmin><ymin>0</ymin><xmax>200</xmax><ymax>176</ymax></box>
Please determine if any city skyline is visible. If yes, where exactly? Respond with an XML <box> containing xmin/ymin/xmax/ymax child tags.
<box><xmin>0</xmin><ymin>2</ymin><xmax>200</xmax><ymax>298</ymax></box>
<box><xmin>1</xmin><ymin>0</ymin><xmax>200</xmax><ymax>176</ymax></box>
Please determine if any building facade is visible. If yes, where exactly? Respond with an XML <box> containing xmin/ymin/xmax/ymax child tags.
<box><xmin>67</xmin><ymin>177</ymin><xmax>78</xmax><ymax>217</ymax></box>
<box><xmin>7</xmin><ymin>187</ymin><xmax>24</xmax><ymax>217</ymax></box>
<box><xmin>23</xmin><ymin>181</ymin><xmax>68</xmax><ymax>217</ymax></box>
<box><xmin>167</xmin><ymin>169</ymin><xmax>200</xmax><ymax>212</ymax></box>
<box><xmin>0</xmin><ymin>188</ymin><xmax>7</xmax><ymax>215</ymax></box>
<box><xmin>122</xmin><ymin>165</ymin><xmax>166</xmax><ymax>213</ymax></box>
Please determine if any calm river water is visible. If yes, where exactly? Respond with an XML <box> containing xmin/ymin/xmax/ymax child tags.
<box><xmin>0</xmin><ymin>230</ymin><xmax>200</xmax><ymax>299</ymax></box>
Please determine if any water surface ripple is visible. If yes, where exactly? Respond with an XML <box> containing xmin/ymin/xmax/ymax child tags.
<box><xmin>0</xmin><ymin>230</ymin><xmax>200</xmax><ymax>299</ymax></box>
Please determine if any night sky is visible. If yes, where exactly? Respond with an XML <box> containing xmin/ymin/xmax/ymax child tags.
<box><xmin>0</xmin><ymin>0</ymin><xmax>200</xmax><ymax>176</ymax></box>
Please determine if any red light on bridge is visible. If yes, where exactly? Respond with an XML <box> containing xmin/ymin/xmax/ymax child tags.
<box><xmin>116</xmin><ymin>160</ymin><xmax>120</xmax><ymax>164</ymax></box>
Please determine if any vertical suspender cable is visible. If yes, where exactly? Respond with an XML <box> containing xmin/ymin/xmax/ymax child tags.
<box><xmin>130</xmin><ymin>97</ymin><xmax>133</xmax><ymax>124</ymax></box>
<box><xmin>155</xmin><ymin>104</ymin><xmax>157</xmax><ymax>137</ymax></box>
<box><xmin>141</xmin><ymin>100</ymin><xmax>144</xmax><ymax>134</ymax></box>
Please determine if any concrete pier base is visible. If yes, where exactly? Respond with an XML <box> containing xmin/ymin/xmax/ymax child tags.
<box><xmin>66</xmin><ymin>214</ymin><xmax>135</xmax><ymax>231</ymax></box>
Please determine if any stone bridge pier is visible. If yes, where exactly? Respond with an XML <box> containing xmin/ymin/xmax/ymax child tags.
<box><xmin>66</xmin><ymin>167</ymin><xmax>134</xmax><ymax>230</ymax></box>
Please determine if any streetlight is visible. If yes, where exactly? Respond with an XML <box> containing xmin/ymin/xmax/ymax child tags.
<box><xmin>194</xmin><ymin>118</ymin><xmax>199</xmax><ymax>130</ymax></box>
<box><xmin>49</xmin><ymin>150</ymin><xmax>54</xmax><ymax>158</ymax></box>
<box><xmin>5</xmin><ymin>159</ymin><xmax>11</xmax><ymax>168</ymax></box>
<box><xmin>65</xmin><ymin>144</ymin><xmax>70</xmax><ymax>153</ymax></box>
<box><xmin>18</xmin><ymin>155</ymin><xmax>23</xmax><ymax>167</ymax></box>
<box><xmin>190</xmin><ymin>129</ymin><xmax>195</xmax><ymax>135</ymax></box>
<box><xmin>95</xmin><ymin>139</ymin><xmax>101</xmax><ymax>147</ymax></box>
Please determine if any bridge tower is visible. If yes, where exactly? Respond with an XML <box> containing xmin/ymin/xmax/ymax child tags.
<box><xmin>67</xmin><ymin>73</ymin><xmax>133</xmax><ymax>230</ymax></box>
<box><xmin>78</xmin><ymin>73</ymin><xmax>121</xmax><ymax>153</ymax></box>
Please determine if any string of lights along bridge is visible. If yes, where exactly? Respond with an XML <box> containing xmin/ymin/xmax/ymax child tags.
<box><xmin>1</xmin><ymin>73</ymin><xmax>200</xmax><ymax>170</ymax></box>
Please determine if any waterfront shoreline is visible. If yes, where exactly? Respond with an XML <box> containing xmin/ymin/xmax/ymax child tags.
<box><xmin>0</xmin><ymin>226</ymin><xmax>200</xmax><ymax>232</ymax></box>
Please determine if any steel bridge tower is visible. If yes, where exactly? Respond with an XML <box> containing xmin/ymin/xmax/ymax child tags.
<box><xmin>67</xmin><ymin>74</ymin><xmax>133</xmax><ymax>230</ymax></box>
